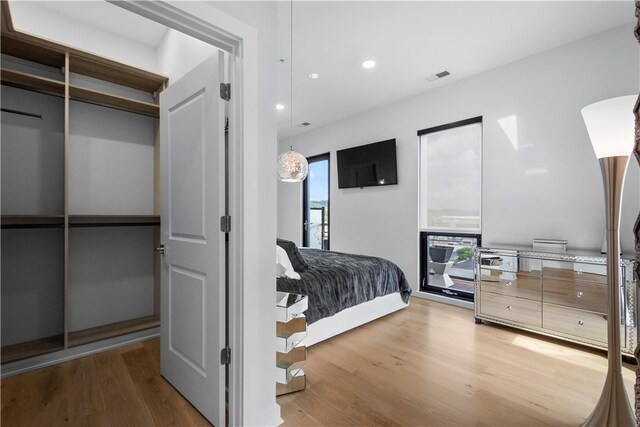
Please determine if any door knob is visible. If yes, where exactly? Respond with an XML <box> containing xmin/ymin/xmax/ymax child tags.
<box><xmin>155</xmin><ymin>244</ymin><xmax>166</xmax><ymax>254</ymax></box>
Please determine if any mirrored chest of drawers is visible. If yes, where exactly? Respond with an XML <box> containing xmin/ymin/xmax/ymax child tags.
<box><xmin>275</xmin><ymin>292</ymin><xmax>308</xmax><ymax>396</ymax></box>
<box><xmin>474</xmin><ymin>246</ymin><xmax>637</xmax><ymax>357</ymax></box>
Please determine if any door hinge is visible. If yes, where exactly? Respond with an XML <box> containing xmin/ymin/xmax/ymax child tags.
<box><xmin>220</xmin><ymin>83</ymin><xmax>231</xmax><ymax>101</ymax></box>
<box><xmin>220</xmin><ymin>346</ymin><xmax>231</xmax><ymax>365</ymax></box>
<box><xmin>220</xmin><ymin>215</ymin><xmax>231</xmax><ymax>233</ymax></box>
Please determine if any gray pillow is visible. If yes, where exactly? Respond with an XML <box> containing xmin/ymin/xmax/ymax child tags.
<box><xmin>276</xmin><ymin>238</ymin><xmax>309</xmax><ymax>273</ymax></box>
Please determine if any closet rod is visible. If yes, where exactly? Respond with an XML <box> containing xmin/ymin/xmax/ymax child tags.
<box><xmin>1</xmin><ymin>108</ymin><xmax>42</xmax><ymax>119</ymax></box>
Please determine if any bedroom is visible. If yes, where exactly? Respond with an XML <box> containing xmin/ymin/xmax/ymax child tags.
<box><xmin>1</xmin><ymin>0</ymin><xmax>637</xmax><ymax>426</ymax></box>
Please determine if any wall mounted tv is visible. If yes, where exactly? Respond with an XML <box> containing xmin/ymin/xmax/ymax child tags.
<box><xmin>336</xmin><ymin>138</ymin><xmax>398</xmax><ymax>189</ymax></box>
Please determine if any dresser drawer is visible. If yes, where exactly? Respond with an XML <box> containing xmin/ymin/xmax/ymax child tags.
<box><xmin>480</xmin><ymin>292</ymin><xmax>541</xmax><ymax>327</ymax></box>
<box><xmin>543</xmin><ymin>278</ymin><xmax>607</xmax><ymax>313</ymax></box>
<box><xmin>480</xmin><ymin>254</ymin><xmax>518</xmax><ymax>273</ymax></box>
<box><xmin>542</xmin><ymin>303</ymin><xmax>606</xmax><ymax>343</ymax></box>
<box><xmin>481</xmin><ymin>272</ymin><xmax>541</xmax><ymax>301</ymax></box>
<box><xmin>542</xmin><ymin>261</ymin><xmax>606</xmax><ymax>285</ymax></box>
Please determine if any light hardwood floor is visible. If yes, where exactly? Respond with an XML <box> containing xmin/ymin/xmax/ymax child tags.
<box><xmin>1</xmin><ymin>338</ymin><xmax>211</xmax><ymax>427</ymax></box>
<box><xmin>1</xmin><ymin>297</ymin><xmax>636</xmax><ymax>426</ymax></box>
<box><xmin>279</xmin><ymin>297</ymin><xmax>636</xmax><ymax>426</ymax></box>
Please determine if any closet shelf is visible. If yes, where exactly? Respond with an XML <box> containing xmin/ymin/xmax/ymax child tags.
<box><xmin>68</xmin><ymin>215</ymin><xmax>160</xmax><ymax>226</ymax></box>
<box><xmin>1</xmin><ymin>335</ymin><xmax>64</xmax><ymax>364</ymax></box>
<box><xmin>1</xmin><ymin>68</ymin><xmax>65</xmax><ymax>96</ymax></box>
<box><xmin>69</xmin><ymin>85</ymin><xmax>159</xmax><ymax>118</ymax></box>
<box><xmin>1</xmin><ymin>214</ymin><xmax>65</xmax><ymax>228</ymax></box>
<box><xmin>69</xmin><ymin>55</ymin><xmax>166</xmax><ymax>94</ymax></box>
<box><xmin>68</xmin><ymin>315</ymin><xmax>160</xmax><ymax>348</ymax></box>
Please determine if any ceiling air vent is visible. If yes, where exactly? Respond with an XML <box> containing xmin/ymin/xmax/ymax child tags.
<box><xmin>298</xmin><ymin>122</ymin><xmax>311</xmax><ymax>127</ymax></box>
<box><xmin>426</xmin><ymin>70</ymin><xmax>450</xmax><ymax>82</ymax></box>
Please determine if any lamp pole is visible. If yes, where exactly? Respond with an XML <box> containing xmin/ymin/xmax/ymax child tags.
<box><xmin>582</xmin><ymin>155</ymin><xmax>635</xmax><ymax>427</ymax></box>
<box><xmin>581</xmin><ymin>94</ymin><xmax>637</xmax><ymax>427</ymax></box>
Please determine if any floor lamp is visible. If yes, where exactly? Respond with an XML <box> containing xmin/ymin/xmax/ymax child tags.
<box><xmin>581</xmin><ymin>95</ymin><xmax>637</xmax><ymax>427</ymax></box>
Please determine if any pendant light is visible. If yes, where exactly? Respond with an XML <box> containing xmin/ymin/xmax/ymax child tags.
<box><xmin>277</xmin><ymin>0</ymin><xmax>308</xmax><ymax>182</ymax></box>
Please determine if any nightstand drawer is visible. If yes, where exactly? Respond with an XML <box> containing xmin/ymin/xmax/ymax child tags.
<box><xmin>543</xmin><ymin>303</ymin><xmax>606</xmax><ymax>343</ymax></box>
<box><xmin>480</xmin><ymin>272</ymin><xmax>541</xmax><ymax>301</ymax></box>
<box><xmin>275</xmin><ymin>361</ymin><xmax>305</xmax><ymax>384</ymax></box>
<box><xmin>480</xmin><ymin>292</ymin><xmax>541</xmax><ymax>327</ymax></box>
<box><xmin>276</xmin><ymin>329</ymin><xmax>307</xmax><ymax>354</ymax></box>
<box><xmin>277</xmin><ymin>315</ymin><xmax>306</xmax><ymax>335</ymax></box>
<box><xmin>276</xmin><ymin>292</ymin><xmax>308</xmax><ymax>323</ymax></box>
<box><xmin>276</xmin><ymin>373</ymin><xmax>306</xmax><ymax>395</ymax></box>
<box><xmin>543</xmin><ymin>278</ymin><xmax>607</xmax><ymax>313</ymax></box>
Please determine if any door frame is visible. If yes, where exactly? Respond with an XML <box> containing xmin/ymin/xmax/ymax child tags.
<box><xmin>108</xmin><ymin>1</ymin><xmax>260</xmax><ymax>425</ymax></box>
<box><xmin>302</xmin><ymin>153</ymin><xmax>330</xmax><ymax>249</ymax></box>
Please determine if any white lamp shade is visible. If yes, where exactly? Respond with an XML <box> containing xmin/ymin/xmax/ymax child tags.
<box><xmin>581</xmin><ymin>95</ymin><xmax>636</xmax><ymax>159</ymax></box>
<box><xmin>277</xmin><ymin>148</ymin><xmax>309</xmax><ymax>182</ymax></box>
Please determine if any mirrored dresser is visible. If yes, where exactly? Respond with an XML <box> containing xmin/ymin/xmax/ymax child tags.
<box><xmin>275</xmin><ymin>292</ymin><xmax>308</xmax><ymax>396</ymax></box>
<box><xmin>474</xmin><ymin>245</ymin><xmax>637</xmax><ymax>358</ymax></box>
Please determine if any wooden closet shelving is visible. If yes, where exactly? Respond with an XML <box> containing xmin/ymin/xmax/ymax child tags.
<box><xmin>1</xmin><ymin>16</ymin><xmax>168</xmax><ymax>364</ymax></box>
<box><xmin>1</xmin><ymin>214</ymin><xmax>65</xmax><ymax>228</ymax></box>
<box><xmin>68</xmin><ymin>85</ymin><xmax>159</xmax><ymax>118</ymax></box>
<box><xmin>68</xmin><ymin>315</ymin><xmax>160</xmax><ymax>348</ymax></box>
<box><xmin>68</xmin><ymin>215</ymin><xmax>160</xmax><ymax>226</ymax></box>
<box><xmin>1</xmin><ymin>68</ymin><xmax>65</xmax><ymax>96</ymax></box>
<box><xmin>1</xmin><ymin>335</ymin><xmax>64</xmax><ymax>365</ymax></box>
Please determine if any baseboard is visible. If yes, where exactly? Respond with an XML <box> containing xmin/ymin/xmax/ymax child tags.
<box><xmin>1</xmin><ymin>327</ymin><xmax>160</xmax><ymax>378</ymax></box>
<box><xmin>255</xmin><ymin>402</ymin><xmax>283</xmax><ymax>427</ymax></box>
<box><xmin>414</xmin><ymin>291</ymin><xmax>474</xmax><ymax>309</ymax></box>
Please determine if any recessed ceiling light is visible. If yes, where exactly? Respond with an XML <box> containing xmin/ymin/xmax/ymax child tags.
<box><xmin>276</xmin><ymin>104</ymin><xmax>285</xmax><ymax>111</ymax></box>
<box><xmin>309</xmin><ymin>73</ymin><xmax>319</xmax><ymax>79</ymax></box>
<box><xmin>361</xmin><ymin>59</ymin><xmax>376</xmax><ymax>69</ymax></box>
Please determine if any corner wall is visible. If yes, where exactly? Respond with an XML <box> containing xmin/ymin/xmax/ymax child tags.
<box><xmin>277</xmin><ymin>24</ymin><xmax>640</xmax><ymax>291</ymax></box>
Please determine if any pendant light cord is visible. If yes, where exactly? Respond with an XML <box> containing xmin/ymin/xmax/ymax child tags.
<box><xmin>289</xmin><ymin>0</ymin><xmax>294</xmax><ymax>148</ymax></box>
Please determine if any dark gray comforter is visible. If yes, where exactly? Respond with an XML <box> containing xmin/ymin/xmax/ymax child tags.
<box><xmin>276</xmin><ymin>248</ymin><xmax>412</xmax><ymax>325</ymax></box>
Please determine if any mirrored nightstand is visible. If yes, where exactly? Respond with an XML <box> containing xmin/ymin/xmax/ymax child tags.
<box><xmin>276</xmin><ymin>291</ymin><xmax>308</xmax><ymax>396</ymax></box>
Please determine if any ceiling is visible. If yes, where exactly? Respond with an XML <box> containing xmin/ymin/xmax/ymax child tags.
<box><xmin>276</xmin><ymin>1</ymin><xmax>636</xmax><ymax>139</ymax></box>
<box><xmin>9</xmin><ymin>1</ymin><xmax>635</xmax><ymax>141</ymax></box>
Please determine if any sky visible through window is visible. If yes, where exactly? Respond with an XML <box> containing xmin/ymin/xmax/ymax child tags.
<box><xmin>309</xmin><ymin>160</ymin><xmax>328</xmax><ymax>201</ymax></box>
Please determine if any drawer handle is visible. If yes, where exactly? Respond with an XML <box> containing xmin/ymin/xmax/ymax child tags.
<box><xmin>578</xmin><ymin>320</ymin><xmax>584</xmax><ymax>326</ymax></box>
<box><xmin>506</xmin><ymin>305</ymin><xmax>512</xmax><ymax>311</ymax></box>
<box><xmin>576</xmin><ymin>291</ymin><xmax>583</xmax><ymax>299</ymax></box>
<box><xmin>505</xmin><ymin>282</ymin><xmax>512</xmax><ymax>287</ymax></box>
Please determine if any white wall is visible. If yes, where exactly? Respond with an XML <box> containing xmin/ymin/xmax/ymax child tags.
<box><xmin>278</xmin><ymin>24</ymin><xmax>639</xmax><ymax>291</ymax></box>
<box><xmin>9</xmin><ymin>1</ymin><xmax>159</xmax><ymax>72</ymax></box>
<box><xmin>157</xmin><ymin>29</ymin><xmax>218</xmax><ymax>82</ymax></box>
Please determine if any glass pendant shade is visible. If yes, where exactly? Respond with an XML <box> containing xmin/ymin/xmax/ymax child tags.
<box><xmin>277</xmin><ymin>147</ymin><xmax>309</xmax><ymax>182</ymax></box>
<box><xmin>581</xmin><ymin>95</ymin><xmax>636</xmax><ymax>159</ymax></box>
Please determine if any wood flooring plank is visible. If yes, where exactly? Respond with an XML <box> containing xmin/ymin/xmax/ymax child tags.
<box><xmin>279</xmin><ymin>297</ymin><xmax>636</xmax><ymax>426</ymax></box>
<box><xmin>1</xmin><ymin>298</ymin><xmax>637</xmax><ymax>427</ymax></box>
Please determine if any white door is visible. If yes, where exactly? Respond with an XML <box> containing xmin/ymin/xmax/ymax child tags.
<box><xmin>159</xmin><ymin>52</ymin><xmax>226</xmax><ymax>426</ymax></box>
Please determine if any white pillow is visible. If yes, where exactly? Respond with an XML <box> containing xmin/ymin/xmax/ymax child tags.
<box><xmin>276</xmin><ymin>245</ymin><xmax>301</xmax><ymax>280</ymax></box>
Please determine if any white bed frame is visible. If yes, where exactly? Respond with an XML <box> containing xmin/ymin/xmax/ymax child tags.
<box><xmin>305</xmin><ymin>293</ymin><xmax>408</xmax><ymax>346</ymax></box>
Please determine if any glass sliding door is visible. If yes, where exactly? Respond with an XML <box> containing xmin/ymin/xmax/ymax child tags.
<box><xmin>303</xmin><ymin>153</ymin><xmax>330</xmax><ymax>249</ymax></box>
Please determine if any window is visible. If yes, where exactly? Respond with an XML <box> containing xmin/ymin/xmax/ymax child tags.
<box><xmin>419</xmin><ymin>117</ymin><xmax>482</xmax><ymax>233</ymax></box>
<box><xmin>303</xmin><ymin>153</ymin><xmax>330</xmax><ymax>250</ymax></box>
<box><xmin>418</xmin><ymin>117</ymin><xmax>482</xmax><ymax>301</ymax></box>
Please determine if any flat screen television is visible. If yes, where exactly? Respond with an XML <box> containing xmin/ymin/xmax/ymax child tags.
<box><xmin>336</xmin><ymin>139</ymin><xmax>398</xmax><ymax>189</ymax></box>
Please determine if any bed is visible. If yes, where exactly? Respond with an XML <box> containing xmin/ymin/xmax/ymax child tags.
<box><xmin>276</xmin><ymin>247</ymin><xmax>412</xmax><ymax>346</ymax></box>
